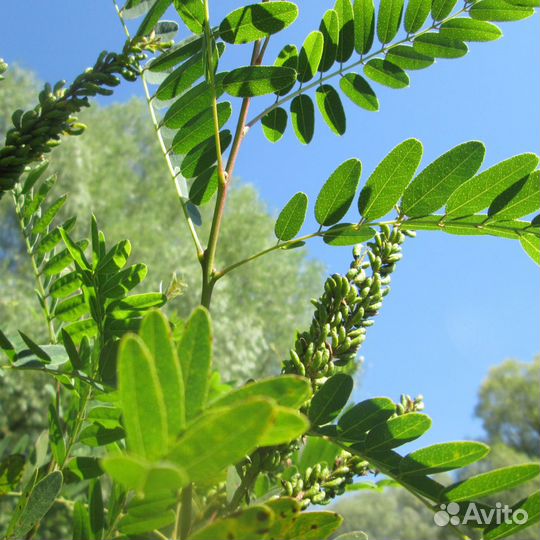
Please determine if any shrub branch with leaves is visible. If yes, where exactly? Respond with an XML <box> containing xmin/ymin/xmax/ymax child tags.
<box><xmin>0</xmin><ymin>1</ymin><xmax>539</xmax><ymax>539</ymax></box>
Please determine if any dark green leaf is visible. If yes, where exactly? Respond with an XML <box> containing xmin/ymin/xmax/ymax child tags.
<box><xmin>21</xmin><ymin>162</ymin><xmax>49</xmax><ymax>195</ymax></box>
<box><xmin>219</xmin><ymin>2</ymin><xmax>299</xmax><ymax>44</ymax></box>
<box><xmin>180</xmin><ymin>130</ymin><xmax>232</xmax><ymax>178</ymax></box>
<box><xmin>297</xmin><ymin>31</ymin><xmax>324</xmax><ymax>83</ymax></box>
<box><xmin>19</xmin><ymin>332</ymin><xmax>51</xmax><ymax>363</ymax></box>
<box><xmin>156</xmin><ymin>52</ymin><xmax>204</xmax><ymax>101</ymax></box>
<box><xmin>402</xmin><ymin>141</ymin><xmax>486</xmax><ymax>216</ymax></box>
<box><xmin>308</xmin><ymin>373</ymin><xmax>354</xmax><ymax>426</ymax></box>
<box><xmin>359</xmin><ymin>138</ymin><xmax>423</xmax><ymax>219</ymax></box>
<box><xmin>0</xmin><ymin>454</ymin><xmax>25</xmax><ymax>495</ymax></box>
<box><xmin>290</xmin><ymin>94</ymin><xmax>315</xmax><ymax>144</ymax></box>
<box><xmin>316</xmin><ymin>84</ymin><xmax>346</xmax><ymax>135</ymax></box>
<box><xmin>323</xmin><ymin>224</ymin><xmax>376</xmax><ymax>245</ymax></box>
<box><xmin>190</xmin><ymin>167</ymin><xmax>219</xmax><ymax>205</ymax></box>
<box><xmin>386</xmin><ymin>45</ymin><xmax>434</xmax><ymax>70</ymax></box>
<box><xmin>48</xmin><ymin>404</ymin><xmax>66</xmax><ymax>464</ymax></box>
<box><xmin>377</xmin><ymin>0</ymin><xmax>405</xmax><ymax>44</ymax></box>
<box><xmin>173</xmin><ymin>0</ymin><xmax>204</xmax><ymax>34</ymax></box>
<box><xmin>404</xmin><ymin>0</ymin><xmax>431</xmax><ymax>33</ymax></box>
<box><xmin>72</xmin><ymin>501</ymin><xmax>91</xmax><ymax>540</ymax></box>
<box><xmin>339</xmin><ymin>73</ymin><xmax>379</xmax><ymax>111</ymax></box>
<box><xmin>335</xmin><ymin>0</ymin><xmax>355</xmax><ymax>62</ymax></box>
<box><xmin>59</xmin><ymin>229</ymin><xmax>90</xmax><ymax>270</ymax></box>
<box><xmin>101</xmin><ymin>263</ymin><xmax>148</xmax><ymax>299</ymax></box>
<box><xmin>155</xmin><ymin>20</ymin><xmax>179</xmax><ymax>41</ymax></box>
<box><xmin>413</xmin><ymin>33</ymin><xmax>468</xmax><ymax>58</ymax></box>
<box><xmin>34</xmin><ymin>217</ymin><xmax>76</xmax><ymax>257</ymax></box>
<box><xmin>365</xmin><ymin>413</ymin><xmax>432</xmax><ymax>452</ymax></box>
<box><xmin>469</xmin><ymin>0</ymin><xmax>535</xmax><ymax>21</ymax></box>
<box><xmin>32</xmin><ymin>195</ymin><xmax>67</xmax><ymax>235</ymax></box>
<box><xmin>66</xmin><ymin>457</ymin><xmax>103</xmax><ymax>481</ymax></box>
<box><xmin>274</xmin><ymin>44</ymin><xmax>298</xmax><ymax>96</ymax></box>
<box><xmin>446</xmin><ymin>153</ymin><xmax>539</xmax><ymax>217</ymax></box>
<box><xmin>262</xmin><ymin>107</ymin><xmax>288</xmax><ymax>143</ymax></box>
<box><xmin>135</xmin><ymin>0</ymin><xmax>171</xmax><ymax>37</ymax></box>
<box><xmin>337</xmin><ymin>397</ymin><xmax>396</xmax><ymax>440</ymax></box>
<box><xmin>0</xmin><ymin>330</ymin><xmax>17</xmax><ymax>363</ymax></box>
<box><xmin>275</xmin><ymin>192</ymin><xmax>308</xmax><ymax>241</ymax></box>
<box><xmin>488</xmin><ymin>171</ymin><xmax>539</xmax><ymax>219</ymax></box>
<box><xmin>431</xmin><ymin>0</ymin><xmax>458</xmax><ymax>21</ymax></box>
<box><xmin>364</xmin><ymin>59</ymin><xmax>410</xmax><ymax>89</ymax></box>
<box><xmin>440</xmin><ymin>19</ymin><xmax>503</xmax><ymax>41</ymax></box>
<box><xmin>316</xmin><ymin>159</ymin><xmax>362</xmax><ymax>226</ymax></box>
<box><xmin>354</xmin><ymin>0</ymin><xmax>375</xmax><ymax>54</ymax></box>
<box><xmin>319</xmin><ymin>9</ymin><xmax>339</xmax><ymax>72</ymax></box>
<box><xmin>521</xmin><ymin>234</ymin><xmax>539</xmax><ymax>265</ymax></box>
<box><xmin>223</xmin><ymin>66</ymin><xmax>297</xmax><ymax>97</ymax></box>
<box><xmin>88</xmin><ymin>480</ymin><xmax>104</xmax><ymax>540</ymax></box>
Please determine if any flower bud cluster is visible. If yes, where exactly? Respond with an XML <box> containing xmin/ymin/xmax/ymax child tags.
<box><xmin>395</xmin><ymin>393</ymin><xmax>425</xmax><ymax>415</ymax></box>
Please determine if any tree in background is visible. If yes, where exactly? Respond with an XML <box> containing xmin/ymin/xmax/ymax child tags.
<box><xmin>332</xmin><ymin>357</ymin><xmax>540</xmax><ymax>540</ymax></box>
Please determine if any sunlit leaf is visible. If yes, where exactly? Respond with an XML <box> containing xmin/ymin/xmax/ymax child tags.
<box><xmin>274</xmin><ymin>44</ymin><xmax>298</xmax><ymax>96</ymax></box>
<box><xmin>386</xmin><ymin>45</ymin><xmax>434</xmax><ymax>70</ymax></box>
<box><xmin>469</xmin><ymin>0</ymin><xmax>535</xmax><ymax>21</ymax></box>
<box><xmin>404</xmin><ymin>0</ymin><xmax>431</xmax><ymax>33</ymax></box>
<box><xmin>431</xmin><ymin>0</ymin><xmax>458</xmax><ymax>21</ymax></box>
<box><xmin>316</xmin><ymin>84</ymin><xmax>346</xmax><ymax>135</ymax></box>
<box><xmin>364</xmin><ymin>59</ymin><xmax>410</xmax><ymax>89</ymax></box>
<box><xmin>338</xmin><ymin>397</ymin><xmax>396</xmax><ymax>441</ymax></box>
<box><xmin>335</xmin><ymin>0</ymin><xmax>355</xmax><ymax>62</ymax></box>
<box><xmin>413</xmin><ymin>33</ymin><xmax>468</xmax><ymax>58</ymax></box>
<box><xmin>354</xmin><ymin>0</ymin><xmax>375</xmax><ymax>54</ymax></box>
<box><xmin>223</xmin><ymin>66</ymin><xmax>296</xmax><ymax>97</ymax></box>
<box><xmin>290</xmin><ymin>94</ymin><xmax>315</xmax><ymax>144</ymax></box>
<box><xmin>339</xmin><ymin>73</ymin><xmax>379</xmax><ymax>111</ymax></box>
<box><xmin>439</xmin><ymin>19</ymin><xmax>503</xmax><ymax>41</ymax></box>
<box><xmin>488</xmin><ymin>171</ymin><xmax>540</xmax><ymax>220</ymax></box>
<box><xmin>275</xmin><ymin>192</ymin><xmax>308</xmax><ymax>241</ymax></box>
<box><xmin>297</xmin><ymin>31</ymin><xmax>324</xmax><ymax>83</ymax></box>
<box><xmin>323</xmin><ymin>224</ymin><xmax>376</xmax><ymax>245</ymax></box>
<box><xmin>262</xmin><ymin>107</ymin><xmax>288</xmax><ymax>143</ymax></box>
<box><xmin>173</xmin><ymin>0</ymin><xmax>204</xmax><ymax>34</ymax></box>
<box><xmin>319</xmin><ymin>9</ymin><xmax>339</xmax><ymax>72</ymax></box>
<box><xmin>308</xmin><ymin>374</ymin><xmax>354</xmax><ymax>426</ymax></box>
<box><xmin>377</xmin><ymin>0</ymin><xmax>405</xmax><ymax>44</ymax></box>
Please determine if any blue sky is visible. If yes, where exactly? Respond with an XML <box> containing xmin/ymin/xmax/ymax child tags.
<box><xmin>1</xmin><ymin>1</ymin><xmax>538</xmax><ymax>448</ymax></box>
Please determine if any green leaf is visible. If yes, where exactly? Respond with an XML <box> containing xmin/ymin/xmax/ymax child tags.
<box><xmin>7</xmin><ymin>471</ymin><xmax>63</xmax><ymax>539</ymax></box>
<box><xmin>49</xmin><ymin>272</ymin><xmax>82</xmax><ymax>299</ymax></box>
<box><xmin>290</xmin><ymin>94</ymin><xmax>315</xmax><ymax>144</ymax></box>
<box><xmin>108</xmin><ymin>293</ymin><xmax>166</xmax><ymax>312</ymax></box>
<box><xmin>134</xmin><ymin>0</ymin><xmax>171</xmax><ymax>37</ymax></box>
<box><xmin>72</xmin><ymin>501</ymin><xmax>91</xmax><ymax>540</ymax></box>
<box><xmin>168</xmin><ymin>398</ymin><xmax>274</xmax><ymax>483</ymax></box>
<box><xmin>297</xmin><ymin>31</ymin><xmax>324</xmax><ymax>83</ymax></box>
<box><xmin>119</xmin><ymin>509</ymin><xmax>176</xmax><ymax>536</ymax></box>
<box><xmin>274</xmin><ymin>510</ymin><xmax>343</xmax><ymax>540</ymax></box>
<box><xmin>19</xmin><ymin>332</ymin><xmax>51</xmax><ymax>363</ymax></box>
<box><xmin>118</xmin><ymin>335</ymin><xmax>167</xmax><ymax>460</ymax></box>
<box><xmin>365</xmin><ymin>413</ymin><xmax>432</xmax><ymax>452</ymax></box>
<box><xmin>171</xmin><ymin>102</ymin><xmax>232</xmax><ymax>155</ymax></box>
<box><xmin>41</xmin><ymin>241</ymin><xmax>86</xmax><ymax>277</ymax></box>
<box><xmin>323</xmin><ymin>224</ymin><xmax>376</xmax><ymax>245</ymax></box>
<box><xmin>140</xmin><ymin>310</ymin><xmax>185</xmax><ymax>440</ymax></box>
<box><xmin>364</xmin><ymin>59</ymin><xmax>410</xmax><ymax>89</ymax></box>
<box><xmin>219</xmin><ymin>2</ymin><xmax>299</xmax><ymax>44</ymax></box>
<box><xmin>21</xmin><ymin>161</ymin><xmax>49</xmax><ymax>195</ymax></box>
<box><xmin>316</xmin><ymin>84</ymin><xmax>346</xmax><ymax>136</ymax></box>
<box><xmin>354</xmin><ymin>0</ymin><xmax>375</xmax><ymax>54</ymax></box>
<box><xmin>223</xmin><ymin>66</ymin><xmax>297</xmax><ymax>97</ymax></box>
<box><xmin>299</xmin><ymin>438</ymin><xmax>342</xmax><ymax>472</ymax></box>
<box><xmin>431</xmin><ymin>0</ymin><xmax>458</xmax><ymax>21</ymax></box>
<box><xmin>190</xmin><ymin>506</ymin><xmax>275</xmax><ymax>540</ymax></box>
<box><xmin>34</xmin><ymin>217</ymin><xmax>76</xmax><ymax>257</ymax></box>
<box><xmin>404</xmin><ymin>0</ymin><xmax>431</xmax><ymax>33</ymax></box>
<box><xmin>101</xmin><ymin>455</ymin><xmax>152</xmax><ymax>493</ymax></box>
<box><xmin>32</xmin><ymin>195</ymin><xmax>67</xmax><ymax>234</ymax></box>
<box><xmin>48</xmin><ymin>404</ymin><xmax>66</xmax><ymax>464</ymax></box>
<box><xmin>335</xmin><ymin>0</ymin><xmax>355</xmax><ymax>62</ymax></box>
<box><xmin>212</xmin><ymin>375</ymin><xmax>312</xmax><ymax>409</ymax></box>
<box><xmin>488</xmin><ymin>171</ymin><xmax>539</xmax><ymax>219</ymax></box>
<box><xmin>377</xmin><ymin>0</ymin><xmax>405</xmax><ymax>44</ymax></box>
<box><xmin>177</xmin><ymin>307</ymin><xmax>212</xmax><ymax>421</ymax></box>
<box><xmin>315</xmin><ymin>159</ymin><xmax>362</xmax><ymax>226</ymax></box>
<box><xmin>442</xmin><ymin>464</ymin><xmax>540</xmax><ymax>501</ymax></box>
<box><xmin>413</xmin><ymin>33</ymin><xmax>468</xmax><ymax>58</ymax></box>
<box><xmin>101</xmin><ymin>264</ymin><xmax>148</xmax><ymax>299</ymax></box>
<box><xmin>97</xmin><ymin>239</ymin><xmax>131</xmax><ymax>274</ymax></box>
<box><xmin>275</xmin><ymin>192</ymin><xmax>309</xmax><ymax>241</ymax></box>
<box><xmin>440</xmin><ymin>19</ymin><xmax>503</xmax><ymax>41</ymax></box>
<box><xmin>155</xmin><ymin>20</ymin><xmax>179</xmax><ymax>41</ymax></box>
<box><xmin>446</xmin><ymin>153</ymin><xmax>539</xmax><ymax>217</ymax></box>
<box><xmin>180</xmin><ymin>130</ymin><xmax>232</xmax><ymax>179</ymax></box>
<box><xmin>359</xmin><ymin>138</ymin><xmax>423</xmax><ymax>219</ymax></box>
<box><xmin>402</xmin><ymin>141</ymin><xmax>486</xmax><ymax>216</ymax></box>
<box><xmin>54</xmin><ymin>294</ymin><xmax>87</xmax><ymax>323</ymax></box>
<box><xmin>88</xmin><ymin>480</ymin><xmax>104</xmax><ymax>540</ymax></box>
<box><xmin>66</xmin><ymin>457</ymin><xmax>103</xmax><ymax>482</ymax></box>
<box><xmin>156</xmin><ymin>52</ymin><xmax>204</xmax><ymax>102</ymax></box>
<box><xmin>0</xmin><ymin>330</ymin><xmax>17</xmax><ymax>364</ymax></box>
<box><xmin>319</xmin><ymin>9</ymin><xmax>339</xmax><ymax>72</ymax></box>
<box><xmin>258</xmin><ymin>407</ymin><xmax>310</xmax><ymax>446</ymax></box>
<box><xmin>190</xmin><ymin>167</ymin><xmax>219</xmax><ymax>205</ymax></box>
<box><xmin>483</xmin><ymin>490</ymin><xmax>540</xmax><ymax>540</ymax></box>
<box><xmin>308</xmin><ymin>373</ymin><xmax>354</xmax><ymax>426</ymax></box>
<box><xmin>521</xmin><ymin>234</ymin><xmax>539</xmax><ymax>265</ymax></box>
<box><xmin>337</xmin><ymin>397</ymin><xmax>396</xmax><ymax>441</ymax></box>
<box><xmin>399</xmin><ymin>441</ymin><xmax>490</xmax><ymax>475</ymax></box>
<box><xmin>148</xmin><ymin>35</ymin><xmax>204</xmax><ymax>72</ymax></box>
<box><xmin>262</xmin><ymin>107</ymin><xmax>288</xmax><ymax>143</ymax></box>
<box><xmin>469</xmin><ymin>0</ymin><xmax>535</xmax><ymax>21</ymax></box>
<box><xmin>0</xmin><ymin>454</ymin><xmax>25</xmax><ymax>495</ymax></box>
<box><xmin>173</xmin><ymin>0</ymin><xmax>204</xmax><ymax>34</ymax></box>
<box><xmin>339</xmin><ymin>73</ymin><xmax>379</xmax><ymax>111</ymax></box>
<box><xmin>60</xmin><ymin>229</ymin><xmax>90</xmax><ymax>270</ymax></box>
<box><xmin>386</xmin><ymin>45</ymin><xmax>434</xmax><ymax>70</ymax></box>
<box><xmin>274</xmin><ymin>44</ymin><xmax>298</xmax><ymax>96</ymax></box>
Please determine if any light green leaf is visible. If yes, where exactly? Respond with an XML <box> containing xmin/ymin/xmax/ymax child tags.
<box><xmin>59</xmin><ymin>228</ymin><xmax>90</xmax><ymax>270</ymax></box>
<box><xmin>32</xmin><ymin>195</ymin><xmax>67</xmax><ymax>234</ymax></box>
<box><xmin>173</xmin><ymin>0</ymin><xmax>204</xmax><ymax>34</ymax></box>
<box><xmin>290</xmin><ymin>94</ymin><xmax>315</xmax><ymax>144</ymax></box>
<box><xmin>275</xmin><ymin>510</ymin><xmax>343</xmax><ymax>540</ymax></box>
<box><xmin>319</xmin><ymin>9</ymin><xmax>339</xmax><ymax>72</ymax></box>
<box><xmin>219</xmin><ymin>2</ymin><xmax>299</xmax><ymax>44</ymax></box>
<box><xmin>359</xmin><ymin>138</ymin><xmax>423</xmax><ymax>219</ymax></box>
<box><xmin>469</xmin><ymin>0</ymin><xmax>535</xmax><ymax>21</ymax></box>
<box><xmin>488</xmin><ymin>171</ymin><xmax>540</xmax><ymax>219</ymax></box>
<box><xmin>354</xmin><ymin>0</ymin><xmax>375</xmax><ymax>54</ymax></box>
<box><xmin>386</xmin><ymin>45</ymin><xmax>434</xmax><ymax>70</ymax></box>
<box><xmin>431</xmin><ymin>0</ymin><xmax>458</xmax><ymax>21</ymax></box>
<box><xmin>377</xmin><ymin>0</ymin><xmax>405</xmax><ymax>44</ymax></box>
<box><xmin>54</xmin><ymin>294</ymin><xmax>88</xmax><ymax>323</ymax></box>
<box><xmin>299</xmin><ymin>438</ymin><xmax>342</xmax><ymax>472</ymax></box>
<box><xmin>323</xmin><ymin>224</ymin><xmax>376</xmax><ymax>245</ymax></box>
<box><xmin>177</xmin><ymin>306</ymin><xmax>212</xmax><ymax>421</ymax></box>
<box><xmin>338</xmin><ymin>397</ymin><xmax>396</xmax><ymax>441</ymax></box>
<box><xmin>275</xmin><ymin>192</ymin><xmax>309</xmax><ymax>241</ymax></box>
<box><xmin>340</xmin><ymin>73</ymin><xmax>379</xmax><ymax>111</ymax></box>
<box><xmin>308</xmin><ymin>373</ymin><xmax>354</xmax><ymax>426</ymax></box>
<box><xmin>440</xmin><ymin>19</ymin><xmax>503</xmax><ymax>42</ymax></box>
<box><xmin>297</xmin><ymin>31</ymin><xmax>324</xmax><ymax>83</ymax></box>
<box><xmin>274</xmin><ymin>44</ymin><xmax>298</xmax><ymax>96</ymax></box>
<box><xmin>521</xmin><ymin>234</ymin><xmax>540</xmax><ymax>265</ymax></box>
<box><xmin>258</xmin><ymin>407</ymin><xmax>310</xmax><ymax>446</ymax></box>
<box><xmin>365</xmin><ymin>413</ymin><xmax>432</xmax><ymax>452</ymax></box>
<box><xmin>413</xmin><ymin>33</ymin><xmax>468</xmax><ymax>58</ymax></box>
<box><xmin>148</xmin><ymin>35</ymin><xmax>204</xmax><ymax>73</ymax></box>
<box><xmin>335</xmin><ymin>0</ymin><xmax>355</xmax><ymax>62</ymax></box>
<box><xmin>402</xmin><ymin>141</ymin><xmax>486</xmax><ymax>216</ymax></box>
<box><xmin>446</xmin><ymin>153</ymin><xmax>539</xmax><ymax>217</ymax></box>
<box><xmin>168</xmin><ymin>398</ymin><xmax>274</xmax><ymax>483</ymax></box>
<box><xmin>483</xmin><ymin>490</ymin><xmax>540</xmax><ymax>540</ymax></box>
<box><xmin>316</xmin><ymin>159</ymin><xmax>362</xmax><ymax>226</ymax></box>
<box><xmin>180</xmin><ymin>130</ymin><xmax>232</xmax><ymax>178</ymax></box>
<box><xmin>119</xmin><ymin>508</ymin><xmax>176</xmax><ymax>536</ymax></box>
<box><xmin>262</xmin><ymin>107</ymin><xmax>288</xmax><ymax>143</ymax></box>
<box><xmin>223</xmin><ymin>66</ymin><xmax>297</xmax><ymax>97</ymax></box>
<box><xmin>316</xmin><ymin>84</ymin><xmax>346</xmax><ymax>135</ymax></box>
<box><xmin>118</xmin><ymin>335</ymin><xmax>167</xmax><ymax>460</ymax></box>
<box><xmin>108</xmin><ymin>293</ymin><xmax>166</xmax><ymax>312</ymax></box>
<box><xmin>404</xmin><ymin>0</ymin><xmax>431</xmax><ymax>33</ymax></box>
<box><xmin>399</xmin><ymin>441</ymin><xmax>490</xmax><ymax>475</ymax></box>
<box><xmin>442</xmin><ymin>464</ymin><xmax>540</xmax><ymax>502</ymax></box>
<box><xmin>364</xmin><ymin>59</ymin><xmax>410</xmax><ymax>89</ymax></box>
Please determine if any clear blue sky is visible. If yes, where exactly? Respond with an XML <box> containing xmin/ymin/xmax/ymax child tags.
<box><xmin>1</xmin><ymin>1</ymin><xmax>538</xmax><ymax>448</ymax></box>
